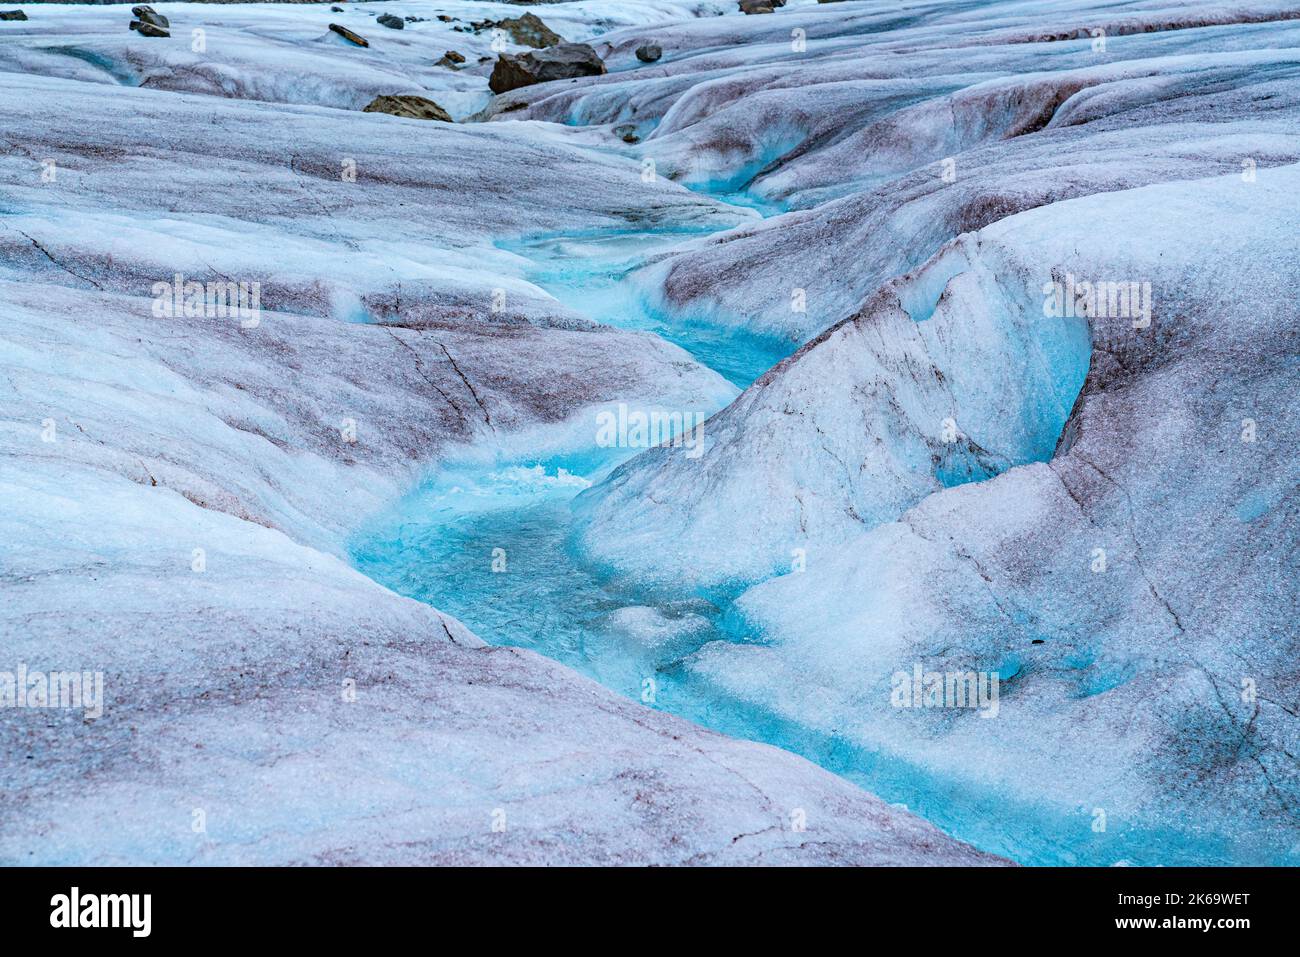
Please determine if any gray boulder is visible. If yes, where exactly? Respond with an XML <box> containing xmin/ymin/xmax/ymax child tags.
<box><xmin>489</xmin><ymin>42</ymin><xmax>605</xmax><ymax>94</ymax></box>
<box><xmin>635</xmin><ymin>43</ymin><xmax>662</xmax><ymax>63</ymax></box>
<box><xmin>129</xmin><ymin>4</ymin><xmax>169</xmax><ymax>37</ymax></box>
<box><xmin>0</xmin><ymin>9</ymin><xmax>28</xmax><ymax>21</ymax></box>
<box><xmin>473</xmin><ymin>13</ymin><xmax>561</xmax><ymax>49</ymax></box>
<box><xmin>131</xmin><ymin>5</ymin><xmax>168</xmax><ymax>28</ymax></box>
<box><xmin>363</xmin><ymin>94</ymin><xmax>452</xmax><ymax>123</ymax></box>
<box><xmin>377</xmin><ymin>13</ymin><xmax>403</xmax><ymax>30</ymax></box>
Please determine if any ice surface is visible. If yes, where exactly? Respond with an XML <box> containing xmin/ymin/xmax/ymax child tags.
<box><xmin>577</xmin><ymin>166</ymin><xmax>1300</xmax><ymax>863</ymax></box>
<box><xmin>0</xmin><ymin>1</ymin><xmax>731</xmax><ymax>116</ymax></box>
<box><xmin>0</xmin><ymin>1</ymin><xmax>1008</xmax><ymax>865</ymax></box>
<box><xmin>561</xmin><ymin>0</ymin><xmax>1299</xmax><ymax>864</ymax></box>
<box><xmin>4</xmin><ymin>0</ymin><xmax>1296</xmax><ymax>866</ymax></box>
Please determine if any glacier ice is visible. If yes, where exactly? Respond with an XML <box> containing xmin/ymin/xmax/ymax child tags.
<box><xmin>0</xmin><ymin>0</ymin><xmax>1015</xmax><ymax>866</ymax></box>
<box><xmin>2</xmin><ymin>0</ymin><xmax>1296</xmax><ymax>867</ymax></box>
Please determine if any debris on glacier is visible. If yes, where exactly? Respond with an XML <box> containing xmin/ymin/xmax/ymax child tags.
<box><xmin>4</xmin><ymin>0</ymin><xmax>1295</xmax><ymax>868</ymax></box>
<box><xmin>0</xmin><ymin>0</ymin><xmax>1008</xmax><ymax>866</ymax></box>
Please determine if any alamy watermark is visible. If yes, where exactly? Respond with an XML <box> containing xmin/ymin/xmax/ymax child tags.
<box><xmin>1042</xmin><ymin>272</ymin><xmax>1152</xmax><ymax>328</ymax></box>
<box><xmin>1</xmin><ymin>664</ymin><xmax>104</xmax><ymax>719</ymax></box>
<box><xmin>595</xmin><ymin>403</ymin><xmax>705</xmax><ymax>458</ymax></box>
<box><xmin>50</xmin><ymin>887</ymin><xmax>150</xmax><ymax>937</ymax></box>
<box><xmin>151</xmin><ymin>273</ymin><xmax>261</xmax><ymax>328</ymax></box>
<box><xmin>891</xmin><ymin>663</ymin><xmax>1000</xmax><ymax>718</ymax></box>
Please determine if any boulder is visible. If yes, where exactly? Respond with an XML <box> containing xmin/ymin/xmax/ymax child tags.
<box><xmin>489</xmin><ymin>42</ymin><xmax>605</xmax><ymax>95</ymax></box>
<box><xmin>635</xmin><ymin>43</ymin><xmax>662</xmax><ymax>63</ymax></box>
<box><xmin>363</xmin><ymin>94</ymin><xmax>452</xmax><ymax>123</ymax></box>
<box><xmin>328</xmin><ymin>23</ymin><xmax>368</xmax><ymax>47</ymax></box>
<box><xmin>436</xmin><ymin>50</ymin><xmax>466</xmax><ymax>68</ymax></box>
<box><xmin>474</xmin><ymin>13</ymin><xmax>560</xmax><ymax>49</ymax></box>
<box><xmin>131</xmin><ymin>5</ymin><xmax>168</xmax><ymax>28</ymax></box>
<box><xmin>129</xmin><ymin>4</ymin><xmax>169</xmax><ymax>36</ymax></box>
<box><xmin>129</xmin><ymin>20</ymin><xmax>169</xmax><ymax>39</ymax></box>
<box><xmin>376</xmin><ymin>13</ymin><xmax>404</xmax><ymax>30</ymax></box>
<box><xmin>0</xmin><ymin>9</ymin><xmax>28</xmax><ymax>21</ymax></box>
<box><xmin>739</xmin><ymin>0</ymin><xmax>783</xmax><ymax>12</ymax></box>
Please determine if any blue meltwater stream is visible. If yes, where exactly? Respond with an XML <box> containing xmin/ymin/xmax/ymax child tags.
<box><xmin>347</xmin><ymin>215</ymin><xmax>1193</xmax><ymax>867</ymax></box>
<box><xmin>352</xmin><ymin>222</ymin><xmax>790</xmax><ymax>710</ymax></box>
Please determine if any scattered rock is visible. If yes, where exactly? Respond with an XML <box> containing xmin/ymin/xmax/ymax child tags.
<box><xmin>131</xmin><ymin>4</ymin><xmax>167</xmax><ymax>27</ymax></box>
<box><xmin>377</xmin><ymin>13</ymin><xmax>404</xmax><ymax>30</ymax></box>
<box><xmin>328</xmin><ymin>23</ymin><xmax>368</xmax><ymax>47</ymax></box>
<box><xmin>489</xmin><ymin>42</ymin><xmax>606</xmax><ymax>94</ymax></box>
<box><xmin>436</xmin><ymin>15</ymin><xmax>452</xmax><ymax>23</ymax></box>
<box><xmin>132</xmin><ymin>4</ymin><xmax>167</xmax><ymax>26</ymax></box>
<box><xmin>635</xmin><ymin>43</ymin><xmax>662</xmax><ymax>63</ymax></box>
<box><xmin>436</xmin><ymin>50</ymin><xmax>466</xmax><ymax>68</ymax></box>
<box><xmin>130</xmin><ymin>20</ymin><xmax>169</xmax><ymax>38</ymax></box>
<box><xmin>613</xmin><ymin>123</ymin><xmax>640</xmax><ymax>144</ymax></box>
<box><xmin>471</xmin><ymin>13</ymin><xmax>561</xmax><ymax>49</ymax></box>
<box><xmin>330</xmin><ymin>6</ymin><xmax>343</xmax><ymax>12</ymax></box>
<box><xmin>129</xmin><ymin>4</ymin><xmax>169</xmax><ymax>37</ymax></box>
<box><xmin>363</xmin><ymin>94</ymin><xmax>452</xmax><ymax>123</ymax></box>
<box><xmin>0</xmin><ymin>9</ymin><xmax>28</xmax><ymax>21</ymax></box>
<box><xmin>739</xmin><ymin>0</ymin><xmax>784</xmax><ymax>12</ymax></box>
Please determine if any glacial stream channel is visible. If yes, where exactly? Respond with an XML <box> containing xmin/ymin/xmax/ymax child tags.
<box><xmin>348</xmin><ymin>207</ymin><xmax>1171</xmax><ymax>868</ymax></box>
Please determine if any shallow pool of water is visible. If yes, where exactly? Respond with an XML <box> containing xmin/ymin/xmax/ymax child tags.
<box><xmin>499</xmin><ymin>229</ymin><xmax>794</xmax><ymax>389</ymax></box>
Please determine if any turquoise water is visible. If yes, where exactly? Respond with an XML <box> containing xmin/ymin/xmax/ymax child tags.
<box><xmin>349</xmin><ymin>224</ymin><xmax>1075</xmax><ymax>866</ymax></box>
<box><xmin>349</xmin><ymin>449</ymin><xmax>1231</xmax><ymax>866</ymax></box>
<box><xmin>348</xmin><ymin>222</ymin><xmax>1244</xmax><ymax>866</ymax></box>
<box><xmin>499</xmin><ymin>229</ymin><xmax>793</xmax><ymax>388</ymax></box>
<box><xmin>352</xmin><ymin>451</ymin><xmax>735</xmax><ymax>703</ymax></box>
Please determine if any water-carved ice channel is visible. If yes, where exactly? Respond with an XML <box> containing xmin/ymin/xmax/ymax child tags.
<box><xmin>498</xmin><ymin>228</ymin><xmax>793</xmax><ymax>388</ymax></box>
<box><xmin>350</xmin><ymin>221</ymin><xmax>1110</xmax><ymax>867</ymax></box>
<box><xmin>352</xmin><ymin>223</ymin><xmax>784</xmax><ymax>705</ymax></box>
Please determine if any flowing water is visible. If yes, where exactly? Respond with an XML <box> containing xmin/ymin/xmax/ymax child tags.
<box><xmin>352</xmin><ymin>220</ymin><xmax>783</xmax><ymax>706</ymax></box>
<box><xmin>348</xmin><ymin>202</ymin><xmax>1198</xmax><ymax>867</ymax></box>
<box><xmin>496</xmin><ymin>228</ymin><xmax>792</xmax><ymax>388</ymax></box>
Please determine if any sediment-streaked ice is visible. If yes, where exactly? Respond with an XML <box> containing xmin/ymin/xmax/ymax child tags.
<box><xmin>4</xmin><ymin>0</ymin><xmax>1296</xmax><ymax>866</ymax></box>
<box><xmin>0</xmin><ymin>0</ymin><xmax>1008</xmax><ymax>865</ymax></box>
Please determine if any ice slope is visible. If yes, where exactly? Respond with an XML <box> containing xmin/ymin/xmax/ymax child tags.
<box><xmin>573</xmin><ymin>60</ymin><xmax>1300</xmax><ymax>589</ymax></box>
<box><xmin>0</xmin><ymin>7</ymin><xmax>1003</xmax><ymax>864</ymax></box>
<box><xmin>0</xmin><ymin>276</ymin><xmax>994</xmax><ymax>864</ymax></box>
<box><xmin>5</xmin><ymin>0</ymin><xmax>1295</xmax><ymax>866</ymax></box>
<box><xmin>0</xmin><ymin>1</ymin><xmax>730</xmax><ymax>117</ymax></box>
<box><xmin>576</xmin><ymin>165</ymin><xmax>1300</xmax><ymax>863</ymax></box>
<box><xmin>500</xmin><ymin>1</ymin><xmax>1300</xmax><ymax>339</ymax></box>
